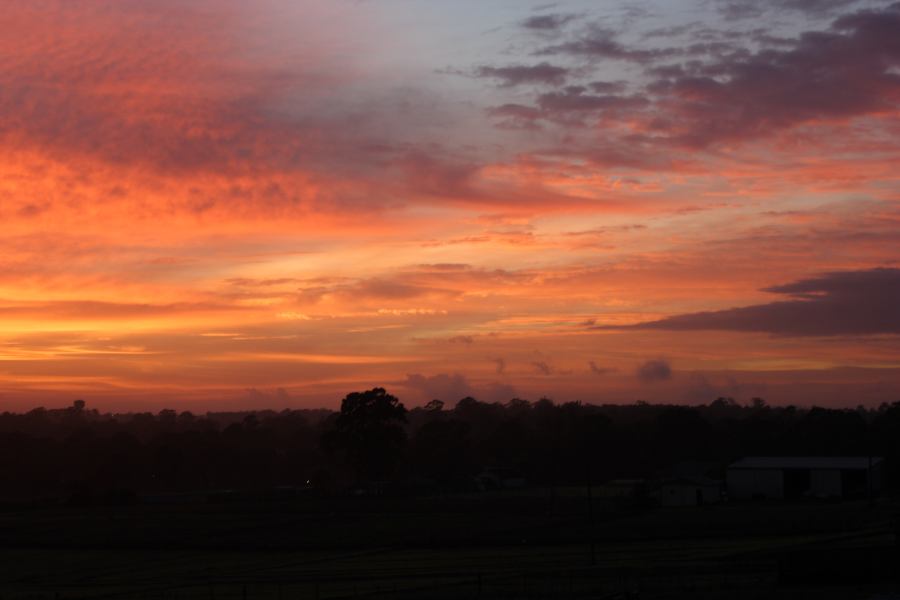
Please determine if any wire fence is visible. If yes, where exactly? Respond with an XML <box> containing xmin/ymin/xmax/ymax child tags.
<box><xmin>1</xmin><ymin>559</ymin><xmax>782</xmax><ymax>600</ymax></box>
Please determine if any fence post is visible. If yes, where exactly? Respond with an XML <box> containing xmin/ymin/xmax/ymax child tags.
<box><xmin>206</xmin><ymin>567</ymin><xmax>215</xmax><ymax>600</ymax></box>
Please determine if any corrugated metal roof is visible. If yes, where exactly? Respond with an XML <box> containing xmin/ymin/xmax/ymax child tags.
<box><xmin>728</xmin><ymin>456</ymin><xmax>883</xmax><ymax>470</ymax></box>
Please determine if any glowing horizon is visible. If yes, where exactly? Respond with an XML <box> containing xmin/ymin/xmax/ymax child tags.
<box><xmin>1</xmin><ymin>0</ymin><xmax>899</xmax><ymax>411</ymax></box>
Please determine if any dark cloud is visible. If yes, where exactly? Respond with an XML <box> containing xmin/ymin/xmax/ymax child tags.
<box><xmin>485</xmin><ymin>103</ymin><xmax>544</xmax><ymax>129</ymax></box>
<box><xmin>487</xmin><ymin>86</ymin><xmax>649</xmax><ymax>130</ymax></box>
<box><xmin>488</xmin><ymin>4</ymin><xmax>900</xmax><ymax>160</ymax></box>
<box><xmin>628</xmin><ymin>268</ymin><xmax>900</xmax><ymax>336</ymax></box>
<box><xmin>404</xmin><ymin>373</ymin><xmax>516</xmax><ymax>403</ymax></box>
<box><xmin>644</xmin><ymin>23</ymin><xmax>701</xmax><ymax>38</ymax></box>
<box><xmin>588</xmin><ymin>360</ymin><xmax>615</xmax><ymax>375</ymax></box>
<box><xmin>356</xmin><ymin>279</ymin><xmax>447</xmax><ymax>300</ymax></box>
<box><xmin>294</xmin><ymin>263</ymin><xmax>534</xmax><ymax>304</ymax></box>
<box><xmin>537</xmin><ymin>87</ymin><xmax>649</xmax><ymax>112</ymax></box>
<box><xmin>682</xmin><ymin>41</ymin><xmax>741</xmax><ymax>57</ymax></box>
<box><xmin>531</xmin><ymin>360</ymin><xmax>554</xmax><ymax>375</ymax></box>
<box><xmin>404</xmin><ymin>373</ymin><xmax>474</xmax><ymax>401</ymax></box>
<box><xmin>588</xmin><ymin>80</ymin><xmax>628</xmax><ymax>94</ymax></box>
<box><xmin>538</xmin><ymin>27</ymin><xmax>672</xmax><ymax>63</ymax></box>
<box><xmin>481</xmin><ymin>381</ymin><xmax>519</xmax><ymax>402</ymax></box>
<box><xmin>521</xmin><ymin>13</ymin><xmax>578</xmax><ymax>31</ymax></box>
<box><xmin>539</xmin><ymin>134</ymin><xmax>674</xmax><ymax>170</ymax></box>
<box><xmin>296</xmin><ymin>278</ymin><xmax>455</xmax><ymax>304</ymax></box>
<box><xmin>474</xmin><ymin>63</ymin><xmax>569</xmax><ymax>87</ymax></box>
<box><xmin>393</xmin><ymin>151</ymin><xmax>485</xmax><ymax>200</ymax></box>
<box><xmin>648</xmin><ymin>4</ymin><xmax>900</xmax><ymax>146</ymax></box>
<box><xmin>244</xmin><ymin>387</ymin><xmax>292</xmax><ymax>405</ymax></box>
<box><xmin>718</xmin><ymin>0</ymin><xmax>865</xmax><ymax>20</ymax></box>
<box><xmin>783</xmin><ymin>0</ymin><xmax>864</xmax><ymax>14</ymax></box>
<box><xmin>637</xmin><ymin>359</ymin><xmax>673</xmax><ymax>382</ymax></box>
<box><xmin>716</xmin><ymin>1</ymin><xmax>769</xmax><ymax>19</ymax></box>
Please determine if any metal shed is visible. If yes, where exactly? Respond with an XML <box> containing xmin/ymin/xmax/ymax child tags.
<box><xmin>660</xmin><ymin>476</ymin><xmax>722</xmax><ymax>507</ymax></box>
<box><xmin>726</xmin><ymin>456</ymin><xmax>883</xmax><ymax>500</ymax></box>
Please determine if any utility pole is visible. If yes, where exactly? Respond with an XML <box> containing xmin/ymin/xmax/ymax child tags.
<box><xmin>868</xmin><ymin>452</ymin><xmax>874</xmax><ymax>509</ymax></box>
<box><xmin>867</xmin><ymin>414</ymin><xmax>874</xmax><ymax>509</ymax></box>
<box><xmin>586</xmin><ymin>465</ymin><xmax>597</xmax><ymax>566</ymax></box>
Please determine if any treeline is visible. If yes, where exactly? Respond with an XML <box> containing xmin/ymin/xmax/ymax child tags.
<box><xmin>1</xmin><ymin>392</ymin><xmax>899</xmax><ymax>503</ymax></box>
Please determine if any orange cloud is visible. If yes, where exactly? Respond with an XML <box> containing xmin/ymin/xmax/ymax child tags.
<box><xmin>1</xmin><ymin>1</ymin><xmax>899</xmax><ymax>410</ymax></box>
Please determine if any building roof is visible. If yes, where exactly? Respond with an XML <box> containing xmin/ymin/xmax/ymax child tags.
<box><xmin>728</xmin><ymin>456</ymin><xmax>883</xmax><ymax>470</ymax></box>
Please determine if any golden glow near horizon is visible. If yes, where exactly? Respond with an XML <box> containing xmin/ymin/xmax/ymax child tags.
<box><xmin>1</xmin><ymin>1</ymin><xmax>899</xmax><ymax>410</ymax></box>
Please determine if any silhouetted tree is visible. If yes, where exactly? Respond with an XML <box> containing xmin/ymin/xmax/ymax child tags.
<box><xmin>2</xmin><ymin>394</ymin><xmax>900</xmax><ymax>502</ymax></box>
<box><xmin>322</xmin><ymin>388</ymin><xmax>408</xmax><ymax>482</ymax></box>
<box><xmin>424</xmin><ymin>399</ymin><xmax>444</xmax><ymax>413</ymax></box>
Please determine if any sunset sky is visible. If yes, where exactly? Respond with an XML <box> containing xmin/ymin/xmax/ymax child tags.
<box><xmin>1</xmin><ymin>0</ymin><xmax>899</xmax><ymax>411</ymax></box>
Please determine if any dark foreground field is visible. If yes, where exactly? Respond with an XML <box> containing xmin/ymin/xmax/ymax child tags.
<box><xmin>0</xmin><ymin>490</ymin><xmax>897</xmax><ymax>599</ymax></box>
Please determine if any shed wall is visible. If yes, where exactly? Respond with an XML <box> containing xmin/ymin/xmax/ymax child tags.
<box><xmin>810</xmin><ymin>469</ymin><xmax>842</xmax><ymax>498</ymax></box>
<box><xmin>727</xmin><ymin>468</ymin><xmax>783</xmax><ymax>499</ymax></box>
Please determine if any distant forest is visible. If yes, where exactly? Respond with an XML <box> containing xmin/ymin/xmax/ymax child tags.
<box><xmin>2</xmin><ymin>390</ymin><xmax>899</xmax><ymax>503</ymax></box>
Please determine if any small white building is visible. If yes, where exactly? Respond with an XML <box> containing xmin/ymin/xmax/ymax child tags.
<box><xmin>596</xmin><ymin>479</ymin><xmax>647</xmax><ymax>500</ymax></box>
<box><xmin>726</xmin><ymin>456</ymin><xmax>883</xmax><ymax>500</ymax></box>
<box><xmin>476</xmin><ymin>467</ymin><xmax>525</xmax><ymax>491</ymax></box>
<box><xmin>660</xmin><ymin>477</ymin><xmax>722</xmax><ymax>507</ymax></box>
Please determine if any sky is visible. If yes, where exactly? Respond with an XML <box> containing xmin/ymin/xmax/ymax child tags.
<box><xmin>1</xmin><ymin>0</ymin><xmax>899</xmax><ymax>411</ymax></box>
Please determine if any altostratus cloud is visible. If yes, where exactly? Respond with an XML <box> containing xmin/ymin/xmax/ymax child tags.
<box><xmin>617</xmin><ymin>268</ymin><xmax>900</xmax><ymax>336</ymax></box>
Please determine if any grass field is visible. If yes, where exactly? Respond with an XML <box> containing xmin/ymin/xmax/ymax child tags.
<box><xmin>0</xmin><ymin>491</ymin><xmax>896</xmax><ymax>599</ymax></box>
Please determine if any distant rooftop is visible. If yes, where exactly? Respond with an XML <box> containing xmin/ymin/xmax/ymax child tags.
<box><xmin>728</xmin><ymin>456</ymin><xmax>883</xmax><ymax>470</ymax></box>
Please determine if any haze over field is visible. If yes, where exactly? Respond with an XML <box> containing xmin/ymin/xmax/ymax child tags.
<box><xmin>1</xmin><ymin>0</ymin><xmax>899</xmax><ymax>410</ymax></box>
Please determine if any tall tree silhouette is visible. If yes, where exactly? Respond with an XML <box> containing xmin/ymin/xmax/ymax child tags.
<box><xmin>323</xmin><ymin>388</ymin><xmax>408</xmax><ymax>482</ymax></box>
